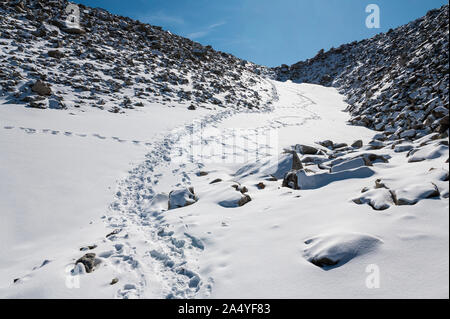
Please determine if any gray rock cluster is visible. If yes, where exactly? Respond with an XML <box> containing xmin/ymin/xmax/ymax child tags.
<box><xmin>275</xmin><ymin>5</ymin><xmax>449</xmax><ymax>140</ymax></box>
<box><xmin>0</xmin><ymin>0</ymin><xmax>271</xmax><ymax>111</ymax></box>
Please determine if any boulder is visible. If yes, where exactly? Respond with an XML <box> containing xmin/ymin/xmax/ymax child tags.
<box><xmin>76</xmin><ymin>253</ymin><xmax>101</xmax><ymax>273</ymax></box>
<box><xmin>48</xmin><ymin>50</ymin><xmax>64</xmax><ymax>59</ymax></box>
<box><xmin>237</xmin><ymin>194</ymin><xmax>252</xmax><ymax>207</ymax></box>
<box><xmin>31</xmin><ymin>80</ymin><xmax>51</xmax><ymax>96</ymax></box>
<box><xmin>296</xmin><ymin>144</ymin><xmax>319</xmax><ymax>155</ymax></box>
<box><xmin>318</xmin><ymin>140</ymin><xmax>334</xmax><ymax>148</ymax></box>
<box><xmin>282</xmin><ymin>170</ymin><xmax>299</xmax><ymax>189</ymax></box>
<box><xmin>330</xmin><ymin>157</ymin><xmax>366</xmax><ymax>173</ymax></box>
<box><xmin>168</xmin><ymin>187</ymin><xmax>198</xmax><ymax>210</ymax></box>
<box><xmin>351</xmin><ymin>140</ymin><xmax>363</xmax><ymax>148</ymax></box>
<box><xmin>291</xmin><ymin>151</ymin><xmax>303</xmax><ymax>170</ymax></box>
<box><xmin>304</xmin><ymin>232</ymin><xmax>383</xmax><ymax>269</ymax></box>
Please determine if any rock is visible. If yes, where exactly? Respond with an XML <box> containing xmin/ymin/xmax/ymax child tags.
<box><xmin>292</xmin><ymin>151</ymin><xmax>303</xmax><ymax>170</ymax></box>
<box><xmin>106</xmin><ymin>229</ymin><xmax>121</xmax><ymax>238</ymax></box>
<box><xmin>110</xmin><ymin>278</ymin><xmax>119</xmax><ymax>285</ymax></box>
<box><xmin>76</xmin><ymin>253</ymin><xmax>101</xmax><ymax>273</ymax></box>
<box><xmin>168</xmin><ymin>187</ymin><xmax>198</xmax><ymax>210</ymax></box>
<box><xmin>237</xmin><ymin>194</ymin><xmax>252</xmax><ymax>207</ymax></box>
<box><xmin>29</xmin><ymin>99</ymin><xmax>48</xmax><ymax>109</ymax></box>
<box><xmin>62</xmin><ymin>27</ymin><xmax>86</xmax><ymax>35</ymax></box>
<box><xmin>408</xmin><ymin>144</ymin><xmax>449</xmax><ymax>163</ymax></box>
<box><xmin>232</xmin><ymin>184</ymin><xmax>248</xmax><ymax>194</ymax></box>
<box><xmin>282</xmin><ymin>170</ymin><xmax>299</xmax><ymax>189</ymax></box>
<box><xmin>393</xmin><ymin>183</ymin><xmax>440</xmax><ymax>205</ymax></box>
<box><xmin>333</xmin><ymin>142</ymin><xmax>348</xmax><ymax>149</ymax></box>
<box><xmin>296</xmin><ymin>144</ymin><xmax>319</xmax><ymax>155</ymax></box>
<box><xmin>304</xmin><ymin>232</ymin><xmax>383</xmax><ymax>269</ymax></box>
<box><xmin>284</xmin><ymin>166</ymin><xmax>375</xmax><ymax>190</ymax></box>
<box><xmin>353</xmin><ymin>188</ymin><xmax>394</xmax><ymax>210</ymax></box>
<box><xmin>31</xmin><ymin>80</ymin><xmax>52</xmax><ymax>96</ymax></box>
<box><xmin>318</xmin><ymin>140</ymin><xmax>334</xmax><ymax>148</ymax></box>
<box><xmin>351</xmin><ymin>140</ymin><xmax>363</xmax><ymax>148</ymax></box>
<box><xmin>432</xmin><ymin>106</ymin><xmax>449</xmax><ymax>118</ymax></box>
<box><xmin>330</xmin><ymin>157</ymin><xmax>366</xmax><ymax>173</ymax></box>
<box><xmin>361</xmin><ymin>153</ymin><xmax>390</xmax><ymax>165</ymax></box>
<box><xmin>80</xmin><ymin>244</ymin><xmax>97</xmax><ymax>251</ymax></box>
<box><xmin>368</xmin><ymin>140</ymin><xmax>385</xmax><ymax>150</ymax></box>
<box><xmin>48</xmin><ymin>50</ymin><xmax>64</xmax><ymax>59</ymax></box>
<box><xmin>256</xmin><ymin>182</ymin><xmax>266</xmax><ymax>190</ymax></box>
<box><xmin>438</xmin><ymin>115</ymin><xmax>449</xmax><ymax>133</ymax></box>
<box><xmin>400</xmin><ymin>129</ymin><xmax>417</xmax><ymax>139</ymax></box>
<box><xmin>218</xmin><ymin>187</ymin><xmax>252</xmax><ymax>208</ymax></box>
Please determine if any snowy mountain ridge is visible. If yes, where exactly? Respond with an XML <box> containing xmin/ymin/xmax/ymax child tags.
<box><xmin>0</xmin><ymin>0</ymin><xmax>273</xmax><ymax>113</ymax></box>
<box><xmin>0</xmin><ymin>1</ymin><xmax>448</xmax><ymax>300</ymax></box>
<box><xmin>275</xmin><ymin>4</ymin><xmax>449</xmax><ymax>141</ymax></box>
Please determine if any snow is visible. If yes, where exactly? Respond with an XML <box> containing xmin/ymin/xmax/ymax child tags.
<box><xmin>0</xmin><ymin>80</ymin><xmax>448</xmax><ymax>299</ymax></box>
<box><xmin>303</xmin><ymin>232</ymin><xmax>383</xmax><ymax>269</ymax></box>
<box><xmin>295</xmin><ymin>167</ymin><xmax>376</xmax><ymax>190</ymax></box>
<box><xmin>330</xmin><ymin>157</ymin><xmax>367</xmax><ymax>173</ymax></box>
<box><xmin>168</xmin><ymin>187</ymin><xmax>197</xmax><ymax>210</ymax></box>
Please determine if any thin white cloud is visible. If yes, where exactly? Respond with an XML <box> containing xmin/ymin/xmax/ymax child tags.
<box><xmin>187</xmin><ymin>21</ymin><xmax>226</xmax><ymax>39</ymax></box>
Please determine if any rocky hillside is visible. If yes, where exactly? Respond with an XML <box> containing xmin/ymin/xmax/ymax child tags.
<box><xmin>275</xmin><ymin>5</ymin><xmax>449</xmax><ymax>141</ymax></box>
<box><xmin>0</xmin><ymin>0</ymin><xmax>273</xmax><ymax>112</ymax></box>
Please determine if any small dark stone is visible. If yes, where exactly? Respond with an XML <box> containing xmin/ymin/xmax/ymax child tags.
<box><xmin>106</xmin><ymin>229</ymin><xmax>121</xmax><ymax>238</ymax></box>
<box><xmin>110</xmin><ymin>278</ymin><xmax>119</xmax><ymax>285</ymax></box>
<box><xmin>256</xmin><ymin>182</ymin><xmax>266</xmax><ymax>190</ymax></box>
<box><xmin>310</xmin><ymin>257</ymin><xmax>339</xmax><ymax>268</ymax></box>
<box><xmin>197</xmin><ymin>171</ymin><xmax>209</xmax><ymax>177</ymax></box>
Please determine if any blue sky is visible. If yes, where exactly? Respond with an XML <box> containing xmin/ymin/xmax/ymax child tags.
<box><xmin>72</xmin><ymin>0</ymin><xmax>448</xmax><ymax>67</ymax></box>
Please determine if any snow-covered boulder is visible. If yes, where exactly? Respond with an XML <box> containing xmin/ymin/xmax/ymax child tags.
<box><xmin>392</xmin><ymin>183</ymin><xmax>440</xmax><ymax>206</ymax></box>
<box><xmin>408</xmin><ymin>144</ymin><xmax>449</xmax><ymax>163</ymax></box>
<box><xmin>168</xmin><ymin>187</ymin><xmax>198</xmax><ymax>210</ymax></box>
<box><xmin>217</xmin><ymin>187</ymin><xmax>252</xmax><ymax>208</ymax></box>
<box><xmin>304</xmin><ymin>232</ymin><xmax>383</xmax><ymax>269</ymax></box>
<box><xmin>330</xmin><ymin>157</ymin><xmax>366</xmax><ymax>173</ymax></box>
<box><xmin>353</xmin><ymin>188</ymin><xmax>395</xmax><ymax>211</ymax></box>
<box><xmin>283</xmin><ymin>167</ymin><xmax>375</xmax><ymax>190</ymax></box>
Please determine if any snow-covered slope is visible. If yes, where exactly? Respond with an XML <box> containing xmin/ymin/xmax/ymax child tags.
<box><xmin>2</xmin><ymin>80</ymin><xmax>447</xmax><ymax>299</ymax></box>
<box><xmin>275</xmin><ymin>5</ymin><xmax>449</xmax><ymax>140</ymax></box>
<box><xmin>0</xmin><ymin>2</ymin><xmax>448</xmax><ymax>299</ymax></box>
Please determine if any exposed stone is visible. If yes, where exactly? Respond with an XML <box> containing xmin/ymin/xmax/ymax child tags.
<box><xmin>351</xmin><ymin>140</ymin><xmax>363</xmax><ymax>148</ymax></box>
<box><xmin>48</xmin><ymin>50</ymin><xmax>64</xmax><ymax>59</ymax></box>
<box><xmin>168</xmin><ymin>187</ymin><xmax>198</xmax><ymax>210</ymax></box>
<box><xmin>31</xmin><ymin>80</ymin><xmax>52</xmax><ymax>96</ymax></box>
<box><xmin>76</xmin><ymin>253</ymin><xmax>101</xmax><ymax>273</ymax></box>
